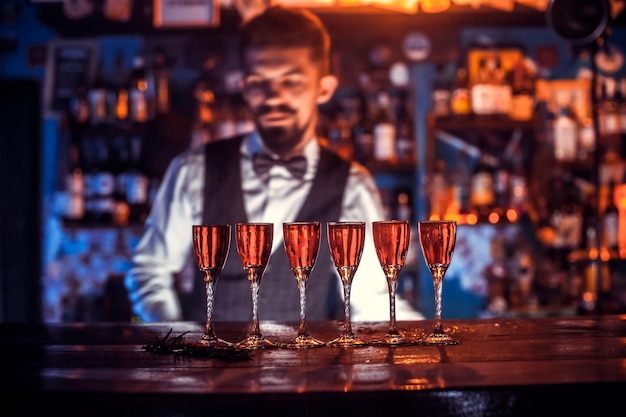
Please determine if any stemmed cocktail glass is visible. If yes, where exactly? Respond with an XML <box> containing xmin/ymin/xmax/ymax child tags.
<box><xmin>282</xmin><ymin>221</ymin><xmax>325</xmax><ymax>348</ymax></box>
<box><xmin>417</xmin><ymin>220</ymin><xmax>459</xmax><ymax>345</ymax></box>
<box><xmin>327</xmin><ymin>221</ymin><xmax>367</xmax><ymax>347</ymax></box>
<box><xmin>235</xmin><ymin>222</ymin><xmax>277</xmax><ymax>349</ymax></box>
<box><xmin>371</xmin><ymin>220</ymin><xmax>414</xmax><ymax>346</ymax></box>
<box><xmin>192</xmin><ymin>224</ymin><xmax>232</xmax><ymax>347</ymax></box>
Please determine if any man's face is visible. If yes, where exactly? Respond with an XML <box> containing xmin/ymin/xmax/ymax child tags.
<box><xmin>241</xmin><ymin>46</ymin><xmax>336</xmax><ymax>156</ymax></box>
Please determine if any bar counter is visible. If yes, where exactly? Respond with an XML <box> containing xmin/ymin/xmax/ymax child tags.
<box><xmin>3</xmin><ymin>316</ymin><xmax>626</xmax><ymax>416</ymax></box>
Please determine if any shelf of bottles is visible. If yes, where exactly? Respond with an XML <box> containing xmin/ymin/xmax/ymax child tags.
<box><xmin>56</xmin><ymin>47</ymin><xmax>255</xmax><ymax>229</ymax></box>
<box><xmin>422</xmin><ymin>46</ymin><xmax>626</xmax><ymax>317</ymax></box>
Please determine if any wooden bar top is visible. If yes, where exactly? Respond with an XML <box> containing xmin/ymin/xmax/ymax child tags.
<box><xmin>2</xmin><ymin>316</ymin><xmax>626</xmax><ymax>416</ymax></box>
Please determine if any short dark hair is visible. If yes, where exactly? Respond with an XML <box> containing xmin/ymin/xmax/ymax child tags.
<box><xmin>238</xmin><ymin>6</ymin><xmax>331</xmax><ymax>75</ymax></box>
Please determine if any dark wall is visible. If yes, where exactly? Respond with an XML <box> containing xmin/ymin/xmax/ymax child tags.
<box><xmin>0</xmin><ymin>79</ymin><xmax>42</xmax><ymax>323</ymax></box>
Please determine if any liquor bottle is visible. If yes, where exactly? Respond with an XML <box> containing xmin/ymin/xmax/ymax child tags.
<box><xmin>598</xmin><ymin>77</ymin><xmax>621</xmax><ymax>163</ymax></box>
<box><xmin>431</xmin><ymin>63</ymin><xmax>450</xmax><ymax>117</ymax></box>
<box><xmin>372</xmin><ymin>90</ymin><xmax>397</xmax><ymax>164</ymax></box>
<box><xmin>129</xmin><ymin>54</ymin><xmax>150</xmax><ymax>125</ymax></box>
<box><xmin>89</xmin><ymin>136</ymin><xmax>115</xmax><ymax>224</ymax></box>
<box><xmin>616</xmin><ymin>170</ymin><xmax>626</xmax><ymax>257</ymax></box>
<box><xmin>62</xmin><ymin>142</ymin><xmax>85</xmax><ymax>222</ymax></box>
<box><xmin>553</xmin><ymin>105</ymin><xmax>578</xmax><ymax>162</ymax></box>
<box><xmin>428</xmin><ymin>159</ymin><xmax>449</xmax><ymax>220</ymax></box>
<box><xmin>151</xmin><ymin>47</ymin><xmax>169</xmax><ymax>116</ymax></box>
<box><xmin>192</xmin><ymin>57</ymin><xmax>217</xmax><ymax>146</ymax></box>
<box><xmin>214</xmin><ymin>96</ymin><xmax>237</xmax><ymax>140</ymax></box>
<box><xmin>492</xmin><ymin>56</ymin><xmax>512</xmax><ymax>119</ymax></box>
<box><xmin>69</xmin><ymin>76</ymin><xmax>90</xmax><ymax>128</ymax></box>
<box><xmin>618</xmin><ymin>78</ymin><xmax>626</xmax><ymax>160</ymax></box>
<box><xmin>492</xmin><ymin>163</ymin><xmax>510</xmax><ymax>224</ymax></box>
<box><xmin>335</xmin><ymin>110</ymin><xmax>355</xmax><ymax>161</ymax></box>
<box><xmin>125</xmin><ymin>136</ymin><xmax>149</xmax><ymax>224</ymax></box>
<box><xmin>395</xmin><ymin>90</ymin><xmax>415</xmax><ymax>166</ymax></box>
<box><xmin>470</xmin><ymin>152</ymin><xmax>496</xmax><ymax>222</ymax></box>
<box><xmin>113</xmin><ymin>50</ymin><xmax>129</xmax><ymax>122</ymax></box>
<box><xmin>450</xmin><ymin>151</ymin><xmax>472</xmax><ymax>221</ymax></box>
<box><xmin>508</xmin><ymin>145</ymin><xmax>528</xmax><ymax>218</ymax></box>
<box><xmin>450</xmin><ymin>64</ymin><xmax>471</xmax><ymax>119</ymax></box>
<box><xmin>578</xmin><ymin>115</ymin><xmax>596</xmax><ymax>163</ymax></box>
<box><xmin>510</xmin><ymin>55</ymin><xmax>534</xmax><ymax>121</ymax></box>
<box><xmin>471</xmin><ymin>57</ymin><xmax>496</xmax><ymax>119</ymax></box>
<box><xmin>88</xmin><ymin>60</ymin><xmax>111</xmax><ymax>126</ymax></box>
<box><xmin>603</xmin><ymin>179</ymin><xmax>619</xmax><ymax>251</ymax></box>
<box><xmin>396</xmin><ymin>191</ymin><xmax>412</xmax><ymax>222</ymax></box>
<box><xmin>111</xmin><ymin>135</ymin><xmax>130</xmax><ymax>226</ymax></box>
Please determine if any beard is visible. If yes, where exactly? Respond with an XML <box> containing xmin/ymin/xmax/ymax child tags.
<box><xmin>254</xmin><ymin>104</ymin><xmax>311</xmax><ymax>154</ymax></box>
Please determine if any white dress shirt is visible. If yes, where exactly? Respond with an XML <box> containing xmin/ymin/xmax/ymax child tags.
<box><xmin>125</xmin><ymin>131</ymin><xmax>424</xmax><ymax>322</ymax></box>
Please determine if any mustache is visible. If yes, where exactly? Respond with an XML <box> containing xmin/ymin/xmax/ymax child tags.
<box><xmin>256</xmin><ymin>104</ymin><xmax>297</xmax><ymax>117</ymax></box>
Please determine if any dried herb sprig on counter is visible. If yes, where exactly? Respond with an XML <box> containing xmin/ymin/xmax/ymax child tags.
<box><xmin>141</xmin><ymin>329</ymin><xmax>253</xmax><ymax>362</ymax></box>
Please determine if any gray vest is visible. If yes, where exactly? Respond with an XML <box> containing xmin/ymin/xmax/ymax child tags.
<box><xmin>182</xmin><ymin>135</ymin><xmax>350</xmax><ymax>322</ymax></box>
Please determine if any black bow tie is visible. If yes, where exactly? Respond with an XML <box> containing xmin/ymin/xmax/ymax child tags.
<box><xmin>252</xmin><ymin>153</ymin><xmax>307</xmax><ymax>179</ymax></box>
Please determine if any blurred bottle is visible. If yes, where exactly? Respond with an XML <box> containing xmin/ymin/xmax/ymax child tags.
<box><xmin>129</xmin><ymin>54</ymin><xmax>150</xmax><ymax>125</ymax></box>
<box><xmin>603</xmin><ymin>179</ymin><xmax>619</xmax><ymax>251</ymax></box>
<box><xmin>492</xmin><ymin>56</ymin><xmax>512</xmax><ymax>119</ymax></box>
<box><xmin>88</xmin><ymin>60</ymin><xmax>111</xmax><ymax>126</ymax></box>
<box><xmin>553</xmin><ymin>104</ymin><xmax>578</xmax><ymax>163</ymax></box>
<box><xmin>372</xmin><ymin>90</ymin><xmax>397</xmax><ymax>164</ymax></box>
<box><xmin>431</xmin><ymin>63</ymin><xmax>450</xmax><ymax>117</ymax></box>
<box><xmin>598</xmin><ymin>77</ymin><xmax>621</xmax><ymax>163</ymax></box>
<box><xmin>510</xmin><ymin>55</ymin><xmax>534</xmax><ymax>121</ymax></box>
<box><xmin>428</xmin><ymin>159</ymin><xmax>449</xmax><ymax>220</ymax></box>
<box><xmin>450</xmin><ymin>64</ymin><xmax>471</xmax><ymax>119</ymax></box>
<box><xmin>151</xmin><ymin>47</ymin><xmax>170</xmax><ymax>116</ymax></box>
<box><xmin>508</xmin><ymin>145</ymin><xmax>528</xmax><ymax>219</ymax></box>
<box><xmin>616</xmin><ymin>170</ymin><xmax>626</xmax><ymax>257</ymax></box>
<box><xmin>336</xmin><ymin>110</ymin><xmax>355</xmax><ymax>161</ymax></box>
<box><xmin>471</xmin><ymin>56</ymin><xmax>496</xmax><ymax>119</ymax></box>
<box><xmin>450</xmin><ymin>151</ymin><xmax>472</xmax><ymax>222</ymax></box>
<box><xmin>215</xmin><ymin>96</ymin><xmax>237</xmax><ymax>140</ymax></box>
<box><xmin>470</xmin><ymin>152</ymin><xmax>495</xmax><ymax>222</ymax></box>
<box><xmin>619</xmin><ymin>78</ymin><xmax>626</xmax><ymax>160</ymax></box>
<box><xmin>125</xmin><ymin>136</ymin><xmax>149</xmax><ymax>224</ymax></box>
<box><xmin>69</xmin><ymin>76</ymin><xmax>90</xmax><ymax>127</ymax></box>
<box><xmin>112</xmin><ymin>50</ymin><xmax>129</xmax><ymax>122</ymax></box>
<box><xmin>88</xmin><ymin>136</ymin><xmax>115</xmax><ymax>224</ymax></box>
<box><xmin>61</xmin><ymin>142</ymin><xmax>85</xmax><ymax>222</ymax></box>
<box><xmin>191</xmin><ymin>58</ymin><xmax>218</xmax><ymax>148</ymax></box>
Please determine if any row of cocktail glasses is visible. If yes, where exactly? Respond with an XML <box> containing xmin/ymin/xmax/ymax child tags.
<box><xmin>192</xmin><ymin>220</ymin><xmax>458</xmax><ymax>349</ymax></box>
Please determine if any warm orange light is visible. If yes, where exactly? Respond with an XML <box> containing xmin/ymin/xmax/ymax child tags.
<box><xmin>420</xmin><ymin>0</ymin><xmax>450</xmax><ymax>13</ymax></box>
<box><xmin>488</xmin><ymin>212</ymin><xmax>499</xmax><ymax>224</ymax></box>
<box><xmin>370</xmin><ymin>0</ymin><xmax>419</xmax><ymax>13</ymax></box>
<box><xmin>465</xmin><ymin>213</ymin><xmax>478</xmax><ymax>225</ymax></box>
<box><xmin>506</xmin><ymin>208</ymin><xmax>518</xmax><ymax>223</ymax></box>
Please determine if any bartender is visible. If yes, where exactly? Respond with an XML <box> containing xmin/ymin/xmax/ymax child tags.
<box><xmin>125</xmin><ymin>5</ymin><xmax>423</xmax><ymax>323</ymax></box>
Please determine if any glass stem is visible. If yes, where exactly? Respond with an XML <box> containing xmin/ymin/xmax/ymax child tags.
<box><xmin>431</xmin><ymin>267</ymin><xmax>446</xmax><ymax>334</ymax></box>
<box><xmin>203</xmin><ymin>272</ymin><xmax>217</xmax><ymax>340</ymax></box>
<box><xmin>248</xmin><ymin>270</ymin><xmax>262</xmax><ymax>337</ymax></box>
<box><xmin>342</xmin><ymin>282</ymin><xmax>353</xmax><ymax>336</ymax></box>
<box><xmin>386</xmin><ymin>269</ymin><xmax>399</xmax><ymax>334</ymax></box>
<box><xmin>296</xmin><ymin>272</ymin><xmax>308</xmax><ymax>337</ymax></box>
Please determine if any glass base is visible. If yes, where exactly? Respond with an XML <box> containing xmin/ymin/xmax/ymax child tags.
<box><xmin>284</xmin><ymin>335</ymin><xmax>326</xmax><ymax>349</ymax></box>
<box><xmin>235</xmin><ymin>334</ymin><xmax>279</xmax><ymax>349</ymax></box>
<box><xmin>327</xmin><ymin>333</ymin><xmax>368</xmax><ymax>348</ymax></box>
<box><xmin>418</xmin><ymin>332</ymin><xmax>460</xmax><ymax>346</ymax></box>
<box><xmin>199</xmin><ymin>335</ymin><xmax>233</xmax><ymax>348</ymax></box>
<box><xmin>371</xmin><ymin>331</ymin><xmax>419</xmax><ymax>347</ymax></box>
